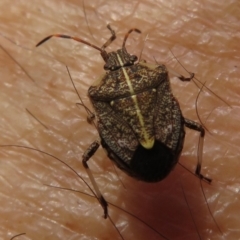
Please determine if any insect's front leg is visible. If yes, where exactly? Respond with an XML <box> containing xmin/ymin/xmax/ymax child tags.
<box><xmin>82</xmin><ymin>140</ymin><xmax>108</xmax><ymax>218</ymax></box>
<box><xmin>184</xmin><ymin>118</ymin><xmax>212</xmax><ymax>183</ymax></box>
<box><xmin>167</xmin><ymin>67</ymin><xmax>195</xmax><ymax>82</ymax></box>
<box><xmin>178</xmin><ymin>72</ymin><xmax>195</xmax><ymax>82</ymax></box>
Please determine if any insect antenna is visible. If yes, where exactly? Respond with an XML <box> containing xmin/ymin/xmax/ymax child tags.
<box><xmin>122</xmin><ymin>28</ymin><xmax>141</xmax><ymax>49</ymax></box>
<box><xmin>36</xmin><ymin>25</ymin><xmax>142</xmax><ymax>63</ymax></box>
<box><xmin>36</xmin><ymin>34</ymin><xmax>102</xmax><ymax>52</ymax></box>
<box><xmin>36</xmin><ymin>25</ymin><xmax>116</xmax><ymax>62</ymax></box>
<box><xmin>100</xmin><ymin>24</ymin><xmax>116</xmax><ymax>50</ymax></box>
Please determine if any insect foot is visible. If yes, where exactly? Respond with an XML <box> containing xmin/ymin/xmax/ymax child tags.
<box><xmin>36</xmin><ymin>25</ymin><xmax>211</xmax><ymax>218</ymax></box>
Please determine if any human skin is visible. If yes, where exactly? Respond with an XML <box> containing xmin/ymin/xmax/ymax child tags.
<box><xmin>0</xmin><ymin>0</ymin><xmax>240</xmax><ymax>239</ymax></box>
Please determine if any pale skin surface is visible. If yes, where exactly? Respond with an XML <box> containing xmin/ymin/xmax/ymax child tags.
<box><xmin>0</xmin><ymin>0</ymin><xmax>240</xmax><ymax>239</ymax></box>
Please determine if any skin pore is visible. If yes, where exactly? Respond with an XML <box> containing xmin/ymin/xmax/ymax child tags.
<box><xmin>0</xmin><ymin>0</ymin><xmax>240</xmax><ymax>239</ymax></box>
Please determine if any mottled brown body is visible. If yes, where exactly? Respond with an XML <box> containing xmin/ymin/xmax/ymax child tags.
<box><xmin>36</xmin><ymin>25</ymin><xmax>208</xmax><ymax>219</ymax></box>
<box><xmin>89</xmin><ymin>56</ymin><xmax>185</xmax><ymax>182</ymax></box>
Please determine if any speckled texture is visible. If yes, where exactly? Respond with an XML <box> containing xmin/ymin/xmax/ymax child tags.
<box><xmin>90</xmin><ymin>57</ymin><xmax>185</xmax><ymax>181</ymax></box>
<box><xmin>0</xmin><ymin>0</ymin><xmax>240</xmax><ymax>240</ymax></box>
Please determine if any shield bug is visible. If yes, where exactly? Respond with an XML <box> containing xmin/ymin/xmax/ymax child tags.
<box><xmin>36</xmin><ymin>24</ymin><xmax>211</xmax><ymax>218</ymax></box>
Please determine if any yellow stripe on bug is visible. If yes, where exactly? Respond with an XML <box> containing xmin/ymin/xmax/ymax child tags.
<box><xmin>116</xmin><ymin>54</ymin><xmax>154</xmax><ymax>149</ymax></box>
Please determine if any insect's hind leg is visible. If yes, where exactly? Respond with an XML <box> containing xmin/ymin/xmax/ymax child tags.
<box><xmin>82</xmin><ymin>140</ymin><xmax>108</xmax><ymax>218</ymax></box>
<box><xmin>184</xmin><ymin>118</ymin><xmax>212</xmax><ymax>183</ymax></box>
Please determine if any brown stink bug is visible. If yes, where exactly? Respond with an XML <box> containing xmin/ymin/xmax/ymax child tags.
<box><xmin>36</xmin><ymin>25</ymin><xmax>211</xmax><ymax>219</ymax></box>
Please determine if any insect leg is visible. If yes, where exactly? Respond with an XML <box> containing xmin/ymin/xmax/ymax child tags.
<box><xmin>178</xmin><ymin>73</ymin><xmax>195</xmax><ymax>82</ymax></box>
<box><xmin>184</xmin><ymin>118</ymin><xmax>212</xmax><ymax>183</ymax></box>
<box><xmin>82</xmin><ymin>140</ymin><xmax>109</xmax><ymax>218</ymax></box>
<box><xmin>76</xmin><ymin>103</ymin><xmax>95</xmax><ymax>124</ymax></box>
<box><xmin>167</xmin><ymin>67</ymin><xmax>195</xmax><ymax>82</ymax></box>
